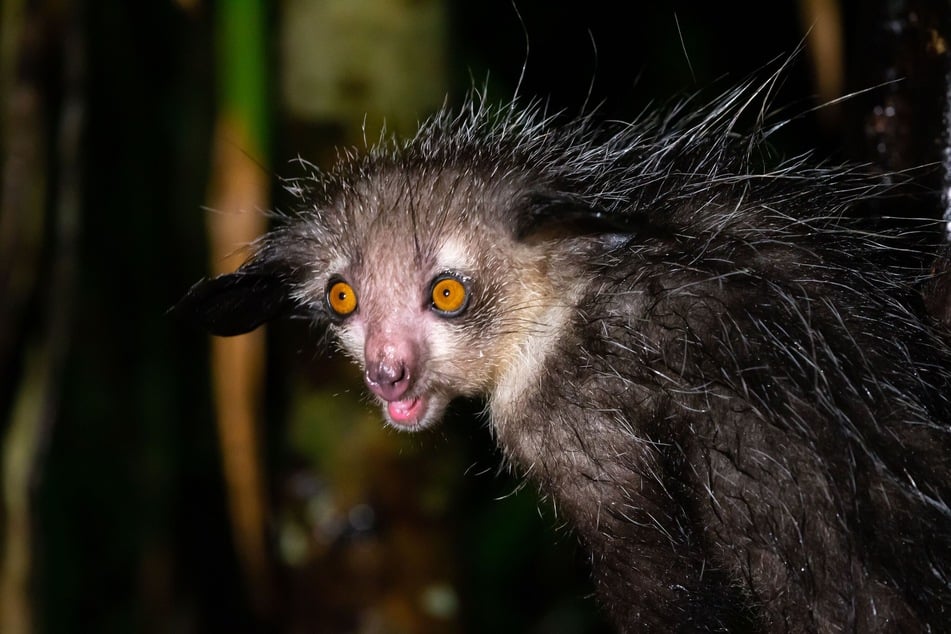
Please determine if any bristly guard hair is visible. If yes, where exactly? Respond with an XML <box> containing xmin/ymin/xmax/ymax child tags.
<box><xmin>178</xmin><ymin>69</ymin><xmax>951</xmax><ymax>632</ymax></box>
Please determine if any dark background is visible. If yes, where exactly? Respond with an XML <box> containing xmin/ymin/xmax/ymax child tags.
<box><xmin>2</xmin><ymin>1</ymin><xmax>946</xmax><ymax>633</ymax></box>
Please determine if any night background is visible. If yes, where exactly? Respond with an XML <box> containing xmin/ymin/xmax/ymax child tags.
<box><xmin>1</xmin><ymin>1</ymin><xmax>947</xmax><ymax>632</ymax></box>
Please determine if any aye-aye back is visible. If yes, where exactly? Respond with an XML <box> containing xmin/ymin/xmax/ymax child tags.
<box><xmin>177</xmin><ymin>80</ymin><xmax>951</xmax><ymax>632</ymax></box>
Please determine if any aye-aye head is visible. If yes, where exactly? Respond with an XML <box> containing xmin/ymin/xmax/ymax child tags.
<box><xmin>175</xmin><ymin>87</ymin><xmax>809</xmax><ymax>430</ymax></box>
<box><xmin>176</xmin><ymin>102</ymin><xmax>637</xmax><ymax>430</ymax></box>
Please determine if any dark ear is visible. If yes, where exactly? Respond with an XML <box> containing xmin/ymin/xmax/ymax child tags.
<box><xmin>173</xmin><ymin>260</ymin><xmax>297</xmax><ymax>336</ymax></box>
<box><xmin>515</xmin><ymin>192</ymin><xmax>650</xmax><ymax>243</ymax></box>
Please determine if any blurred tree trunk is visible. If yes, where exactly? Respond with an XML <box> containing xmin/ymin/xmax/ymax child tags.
<box><xmin>798</xmin><ymin>0</ymin><xmax>844</xmax><ymax>132</ymax></box>
<box><xmin>0</xmin><ymin>2</ymin><xmax>82</xmax><ymax>632</ymax></box>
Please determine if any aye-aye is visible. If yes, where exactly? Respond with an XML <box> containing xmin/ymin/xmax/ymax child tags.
<box><xmin>177</xmin><ymin>79</ymin><xmax>951</xmax><ymax>632</ymax></box>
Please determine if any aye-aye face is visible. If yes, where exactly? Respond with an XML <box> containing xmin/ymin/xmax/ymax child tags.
<box><xmin>289</xmin><ymin>170</ymin><xmax>569</xmax><ymax>431</ymax></box>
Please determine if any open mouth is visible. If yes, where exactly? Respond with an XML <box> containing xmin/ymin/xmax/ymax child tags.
<box><xmin>386</xmin><ymin>395</ymin><xmax>428</xmax><ymax>427</ymax></box>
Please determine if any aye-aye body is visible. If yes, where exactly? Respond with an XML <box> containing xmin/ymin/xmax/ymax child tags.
<box><xmin>178</xmin><ymin>80</ymin><xmax>951</xmax><ymax>632</ymax></box>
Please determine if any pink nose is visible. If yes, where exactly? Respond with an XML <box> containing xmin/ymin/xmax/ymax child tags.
<box><xmin>363</xmin><ymin>334</ymin><xmax>418</xmax><ymax>401</ymax></box>
<box><xmin>365</xmin><ymin>358</ymin><xmax>411</xmax><ymax>401</ymax></box>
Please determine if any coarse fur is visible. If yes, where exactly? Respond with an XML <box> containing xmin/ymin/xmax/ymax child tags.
<box><xmin>177</xmin><ymin>74</ymin><xmax>951</xmax><ymax>632</ymax></box>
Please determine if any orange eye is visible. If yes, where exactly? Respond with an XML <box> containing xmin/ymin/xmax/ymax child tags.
<box><xmin>431</xmin><ymin>275</ymin><xmax>469</xmax><ymax>315</ymax></box>
<box><xmin>327</xmin><ymin>280</ymin><xmax>357</xmax><ymax>317</ymax></box>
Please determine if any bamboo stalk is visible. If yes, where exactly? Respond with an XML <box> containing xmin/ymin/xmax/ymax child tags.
<box><xmin>206</xmin><ymin>0</ymin><xmax>273</xmax><ymax>615</ymax></box>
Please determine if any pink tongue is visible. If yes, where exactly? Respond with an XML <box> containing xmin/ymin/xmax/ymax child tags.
<box><xmin>387</xmin><ymin>397</ymin><xmax>420</xmax><ymax>423</ymax></box>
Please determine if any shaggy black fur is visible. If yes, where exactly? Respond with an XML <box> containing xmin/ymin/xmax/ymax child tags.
<box><xmin>178</xmin><ymin>75</ymin><xmax>951</xmax><ymax>632</ymax></box>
